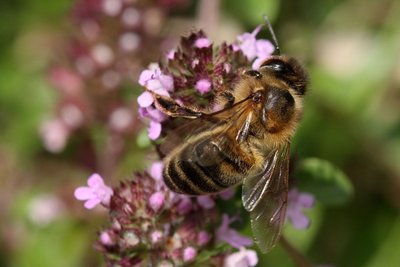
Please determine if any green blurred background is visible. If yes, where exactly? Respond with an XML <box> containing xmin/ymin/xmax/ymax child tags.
<box><xmin>1</xmin><ymin>0</ymin><xmax>400</xmax><ymax>266</ymax></box>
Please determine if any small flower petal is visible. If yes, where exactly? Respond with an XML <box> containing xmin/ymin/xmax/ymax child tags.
<box><xmin>148</xmin><ymin>121</ymin><xmax>162</xmax><ymax>140</ymax></box>
<box><xmin>74</xmin><ymin>187</ymin><xmax>95</xmax><ymax>200</ymax></box>
<box><xmin>84</xmin><ymin>198</ymin><xmax>101</xmax><ymax>209</ymax></box>
<box><xmin>87</xmin><ymin>173</ymin><xmax>105</xmax><ymax>187</ymax></box>
<box><xmin>137</xmin><ymin>91</ymin><xmax>154</xmax><ymax>108</ymax></box>
<box><xmin>217</xmin><ymin>214</ymin><xmax>253</xmax><ymax>248</ymax></box>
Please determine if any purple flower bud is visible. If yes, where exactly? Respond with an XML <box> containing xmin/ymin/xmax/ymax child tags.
<box><xmin>197</xmin><ymin>231</ymin><xmax>211</xmax><ymax>246</ymax></box>
<box><xmin>177</xmin><ymin>197</ymin><xmax>192</xmax><ymax>214</ymax></box>
<box><xmin>100</xmin><ymin>231</ymin><xmax>114</xmax><ymax>246</ymax></box>
<box><xmin>149</xmin><ymin>192</ymin><xmax>165</xmax><ymax>211</ymax></box>
<box><xmin>183</xmin><ymin>246</ymin><xmax>197</xmax><ymax>262</ymax></box>
<box><xmin>195</xmin><ymin>37</ymin><xmax>211</xmax><ymax>48</ymax></box>
<box><xmin>195</xmin><ymin>78</ymin><xmax>212</xmax><ymax>94</ymax></box>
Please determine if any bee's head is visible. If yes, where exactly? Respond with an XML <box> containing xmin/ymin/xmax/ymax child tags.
<box><xmin>259</xmin><ymin>55</ymin><xmax>308</xmax><ymax>95</ymax></box>
<box><xmin>242</xmin><ymin>56</ymin><xmax>308</xmax><ymax>135</ymax></box>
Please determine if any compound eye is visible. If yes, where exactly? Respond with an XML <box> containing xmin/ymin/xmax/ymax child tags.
<box><xmin>244</xmin><ymin>70</ymin><xmax>262</xmax><ymax>79</ymax></box>
<box><xmin>260</xmin><ymin>59</ymin><xmax>293</xmax><ymax>74</ymax></box>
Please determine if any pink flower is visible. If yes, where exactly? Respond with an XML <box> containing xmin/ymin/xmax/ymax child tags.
<box><xmin>195</xmin><ymin>78</ymin><xmax>212</xmax><ymax>94</ymax></box>
<box><xmin>138</xmin><ymin>63</ymin><xmax>174</xmax><ymax>92</ymax></box>
<box><xmin>216</xmin><ymin>214</ymin><xmax>253</xmax><ymax>248</ymax></box>
<box><xmin>287</xmin><ymin>188</ymin><xmax>315</xmax><ymax>229</ymax></box>
<box><xmin>149</xmin><ymin>192</ymin><xmax>165</xmax><ymax>211</ymax></box>
<box><xmin>74</xmin><ymin>173</ymin><xmax>113</xmax><ymax>209</ymax></box>
<box><xmin>195</xmin><ymin>37</ymin><xmax>211</xmax><ymax>48</ymax></box>
<box><xmin>183</xmin><ymin>246</ymin><xmax>197</xmax><ymax>262</ymax></box>
<box><xmin>236</xmin><ymin>26</ymin><xmax>274</xmax><ymax>69</ymax></box>
<box><xmin>224</xmin><ymin>247</ymin><xmax>258</xmax><ymax>267</ymax></box>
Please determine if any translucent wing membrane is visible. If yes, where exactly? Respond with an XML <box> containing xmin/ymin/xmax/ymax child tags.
<box><xmin>242</xmin><ymin>143</ymin><xmax>290</xmax><ymax>253</ymax></box>
<box><xmin>160</xmin><ymin>96</ymin><xmax>254</xmax><ymax>158</ymax></box>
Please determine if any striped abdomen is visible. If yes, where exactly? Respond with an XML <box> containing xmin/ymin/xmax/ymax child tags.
<box><xmin>163</xmin><ymin>136</ymin><xmax>253</xmax><ymax>195</ymax></box>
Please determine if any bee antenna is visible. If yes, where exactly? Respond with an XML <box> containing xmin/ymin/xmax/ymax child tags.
<box><xmin>262</xmin><ymin>15</ymin><xmax>281</xmax><ymax>55</ymax></box>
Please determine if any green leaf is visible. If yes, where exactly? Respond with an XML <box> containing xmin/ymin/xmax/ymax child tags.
<box><xmin>295</xmin><ymin>158</ymin><xmax>353</xmax><ymax>205</ymax></box>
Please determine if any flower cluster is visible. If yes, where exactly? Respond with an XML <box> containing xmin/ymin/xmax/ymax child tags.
<box><xmin>137</xmin><ymin>31</ymin><xmax>247</xmax><ymax>140</ymax></box>
<box><xmin>80</xmin><ymin>170</ymin><xmax>255</xmax><ymax>266</ymax></box>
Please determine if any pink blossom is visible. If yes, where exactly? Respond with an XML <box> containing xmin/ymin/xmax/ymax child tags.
<box><xmin>223</xmin><ymin>247</ymin><xmax>258</xmax><ymax>267</ymax></box>
<box><xmin>195</xmin><ymin>78</ymin><xmax>212</xmax><ymax>94</ymax></box>
<box><xmin>138</xmin><ymin>63</ymin><xmax>174</xmax><ymax>92</ymax></box>
<box><xmin>100</xmin><ymin>231</ymin><xmax>114</xmax><ymax>245</ymax></box>
<box><xmin>74</xmin><ymin>173</ymin><xmax>113</xmax><ymax>209</ymax></box>
<box><xmin>149</xmin><ymin>192</ymin><xmax>165</xmax><ymax>211</ymax></box>
<box><xmin>287</xmin><ymin>188</ymin><xmax>315</xmax><ymax>229</ymax></box>
<box><xmin>216</xmin><ymin>214</ymin><xmax>253</xmax><ymax>248</ymax></box>
<box><xmin>236</xmin><ymin>25</ymin><xmax>274</xmax><ymax>69</ymax></box>
<box><xmin>197</xmin><ymin>195</ymin><xmax>215</xmax><ymax>209</ymax></box>
<box><xmin>195</xmin><ymin>37</ymin><xmax>211</xmax><ymax>48</ymax></box>
<box><xmin>148</xmin><ymin>120</ymin><xmax>162</xmax><ymax>140</ymax></box>
<box><xmin>183</xmin><ymin>246</ymin><xmax>197</xmax><ymax>262</ymax></box>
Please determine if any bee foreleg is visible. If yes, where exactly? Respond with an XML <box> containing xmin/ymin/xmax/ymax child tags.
<box><xmin>220</xmin><ymin>91</ymin><xmax>235</xmax><ymax>108</ymax></box>
<box><xmin>150</xmin><ymin>91</ymin><xmax>203</xmax><ymax>119</ymax></box>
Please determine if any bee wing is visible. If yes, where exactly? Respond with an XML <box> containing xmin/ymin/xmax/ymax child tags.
<box><xmin>242</xmin><ymin>143</ymin><xmax>290</xmax><ymax>253</ymax></box>
<box><xmin>159</xmin><ymin>97</ymin><xmax>253</xmax><ymax>157</ymax></box>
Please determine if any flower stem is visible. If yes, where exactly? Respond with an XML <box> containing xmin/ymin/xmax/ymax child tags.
<box><xmin>280</xmin><ymin>236</ymin><xmax>313</xmax><ymax>267</ymax></box>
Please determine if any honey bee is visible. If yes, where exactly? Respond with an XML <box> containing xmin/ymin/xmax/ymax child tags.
<box><xmin>149</xmin><ymin>21</ymin><xmax>308</xmax><ymax>253</ymax></box>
